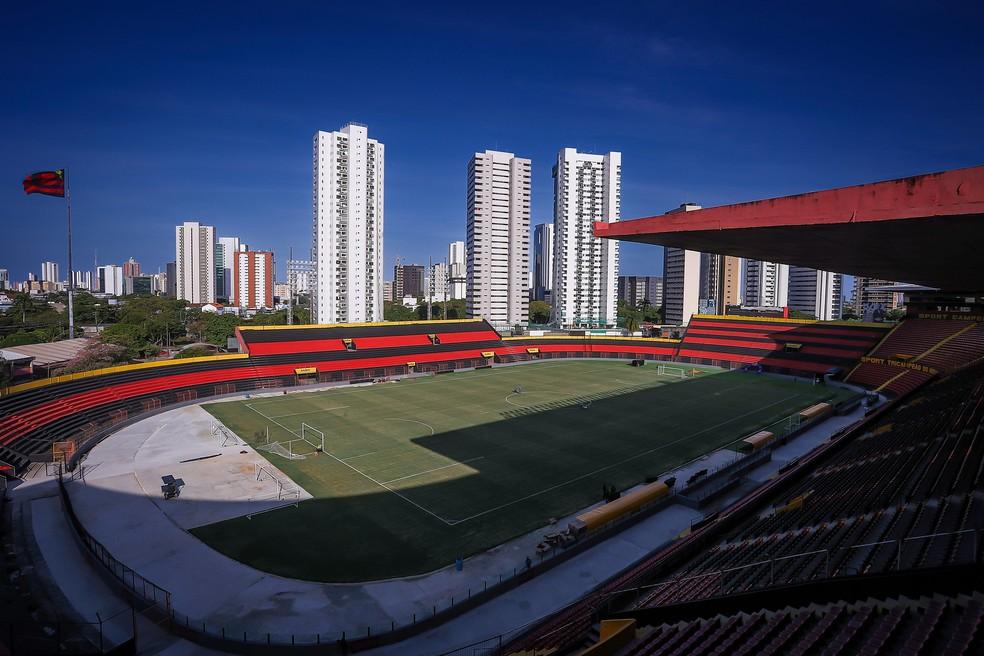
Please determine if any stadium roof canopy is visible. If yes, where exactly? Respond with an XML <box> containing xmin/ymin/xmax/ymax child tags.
<box><xmin>595</xmin><ymin>165</ymin><xmax>984</xmax><ymax>290</ymax></box>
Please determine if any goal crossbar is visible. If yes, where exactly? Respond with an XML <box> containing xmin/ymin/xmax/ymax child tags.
<box><xmin>300</xmin><ymin>423</ymin><xmax>325</xmax><ymax>453</ymax></box>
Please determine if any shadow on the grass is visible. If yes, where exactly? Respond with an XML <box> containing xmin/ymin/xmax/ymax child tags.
<box><xmin>182</xmin><ymin>369</ymin><xmax>852</xmax><ymax>581</ymax></box>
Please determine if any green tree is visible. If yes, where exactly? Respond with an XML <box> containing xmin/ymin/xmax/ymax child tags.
<box><xmin>173</xmin><ymin>345</ymin><xmax>214</xmax><ymax>359</ymax></box>
<box><xmin>529</xmin><ymin>300</ymin><xmax>551</xmax><ymax>324</ymax></box>
<box><xmin>384</xmin><ymin>301</ymin><xmax>417</xmax><ymax>322</ymax></box>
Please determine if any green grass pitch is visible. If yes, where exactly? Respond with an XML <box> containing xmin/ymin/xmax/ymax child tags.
<box><xmin>192</xmin><ymin>360</ymin><xmax>855</xmax><ymax>582</ymax></box>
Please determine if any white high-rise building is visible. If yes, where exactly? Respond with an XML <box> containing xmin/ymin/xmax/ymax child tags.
<box><xmin>41</xmin><ymin>261</ymin><xmax>59</xmax><ymax>283</ymax></box>
<box><xmin>744</xmin><ymin>260</ymin><xmax>789</xmax><ymax>308</ymax></box>
<box><xmin>215</xmin><ymin>236</ymin><xmax>242</xmax><ymax>300</ymax></box>
<box><xmin>0</xmin><ymin>269</ymin><xmax>8</xmax><ymax>290</ymax></box>
<box><xmin>552</xmin><ymin>148</ymin><xmax>621</xmax><ymax>328</ymax></box>
<box><xmin>175</xmin><ymin>221</ymin><xmax>216</xmax><ymax>304</ymax></box>
<box><xmin>448</xmin><ymin>241</ymin><xmax>466</xmax><ymax>300</ymax></box>
<box><xmin>532</xmin><ymin>223</ymin><xmax>554</xmax><ymax>301</ymax></box>
<box><xmin>72</xmin><ymin>270</ymin><xmax>92</xmax><ymax>291</ymax></box>
<box><xmin>313</xmin><ymin>123</ymin><xmax>384</xmax><ymax>324</ymax></box>
<box><xmin>287</xmin><ymin>259</ymin><xmax>316</xmax><ymax>296</ymax></box>
<box><xmin>428</xmin><ymin>262</ymin><xmax>449</xmax><ymax>301</ymax></box>
<box><xmin>466</xmin><ymin>150</ymin><xmax>531</xmax><ymax>327</ymax></box>
<box><xmin>661</xmin><ymin>204</ymin><xmax>703</xmax><ymax>326</ymax></box>
<box><xmin>97</xmin><ymin>264</ymin><xmax>124</xmax><ymax>296</ymax></box>
<box><xmin>788</xmin><ymin>266</ymin><xmax>842</xmax><ymax>320</ymax></box>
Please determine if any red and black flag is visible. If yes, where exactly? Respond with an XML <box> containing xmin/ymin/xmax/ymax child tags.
<box><xmin>23</xmin><ymin>169</ymin><xmax>65</xmax><ymax>197</ymax></box>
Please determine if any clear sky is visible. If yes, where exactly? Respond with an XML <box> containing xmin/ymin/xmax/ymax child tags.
<box><xmin>1</xmin><ymin>1</ymin><xmax>982</xmax><ymax>285</ymax></box>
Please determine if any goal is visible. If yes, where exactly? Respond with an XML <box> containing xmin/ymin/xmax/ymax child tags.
<box><xmin>657</xmin><ymin>364</ymin><xmax>690</xmax><ymax>380</ymax></box>
<box><xmin>301</xmin><ymin>423</ymin><xmax>325</xmax><ymax>453</ymax></box>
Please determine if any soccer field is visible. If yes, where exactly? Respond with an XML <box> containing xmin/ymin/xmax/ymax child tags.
<box><xmin>193</xmin><ymin>360</ymin><xmax>854</xmax><ymax>581</ymax></box>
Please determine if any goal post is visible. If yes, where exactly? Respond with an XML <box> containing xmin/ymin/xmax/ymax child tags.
<box><xmin>300</xmin><ymin>423</ymin><xmax>325</xmax><ymax>453</ymax></box>
<box><xmin>657</xmin><ymin>364</ymin><xmax>689</xmax><ymax>380</ymax></box>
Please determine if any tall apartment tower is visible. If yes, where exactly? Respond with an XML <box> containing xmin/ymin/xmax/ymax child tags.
<box><xmin>175</xmin><ymin>221</ymin><xmax>216</xmax><ymax>304</ymax></box>
<box><xmin>788</xmin><ymin>266</ymin><xmax>843</xmax><ymax>320</ymax></box>
<box><xmin>232</xmin><ymin>250</ymin><xmax>274</xmax><ymax>309</ymax></box>
<box><xmin>448</xmin><ymin>241</ymin><xmax>466</xmax><ymax>300</ymax></box>
<box><xmin>122</xmin><ymin>257</ymin><xmax>141</xmax><ymax>278</ymax></box>
<box><xmin>853</xmin><ymin>276</ymin><xmax>903</xmax><ymax>311</ymax></box>
<box><xmin>532</xmin><ymin>223</ymin><xmax>554</xmax><ymax>302</ymax></box>
<box><xmin>701</xmin><ymin>254</ymin><xmax>742</xmax><ymax>312</ymax></box>
<box><xmin>41</xmin><ymin>261</ymin><xmax>59</xmax><ymax>283</ymax></box>
<box><xmin>466</xmin><ymin>150</ymin><xmax>531</xmax><ymax>327</ymax></box>
<box><xmin>618</xmin><ymin>275</ymin><xmax>663</xmax><ymax>308</ymax></box>
<box><xmin>215</xmin><ymin>236</ymin><xmax>242</xmax><ymax>300</ymax></box>
<box><xmin>744</xmin><ymin>260</ymin><xmax>790</xmax><ymax>307</ymax></box>
<box><xmin>661</xmin><ymin>204</ymin><xmax>703</xmax><ymax>326</ymax></box>
<box><xmin>312</xmin><ymin>123</ymin><xmax>384</xmax><ymax>324</ymax></box>
<box><xmin>552</xmin><ymin>148</ymin><xmax>621</xmax><ymax>328</ymax></box>
<box><xmin>287</xmin><ymin>258</ymin><xmax>316</xmax><ymax>296</ymax></box>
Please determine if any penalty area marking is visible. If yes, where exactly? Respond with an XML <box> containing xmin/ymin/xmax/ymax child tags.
<box><xmin>383</xmin><ymin>417</ymin><xmax>436</xmax><ymax>435</ymax></box>
<box><xmin>380</xmin><ymin>456</ymin><xmax>486</xmax><ymax>485</ymax></box>
<box><xmin>266</xmin><ymin>406</ymin><xmax>349</xmax><ymax>419</ymax></box>
<box><xmin>244</xmin><ymin>403</ymin><xmax>300</xmax><ymax>438</ymax></box>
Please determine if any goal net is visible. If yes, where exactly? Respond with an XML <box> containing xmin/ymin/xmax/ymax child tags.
<box><xmin>657</xmin><ymin>364</ymin><xmax>690</xmax><ymax>380</ymax></box>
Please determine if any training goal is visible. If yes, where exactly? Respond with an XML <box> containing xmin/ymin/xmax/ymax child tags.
<box><xmin>255</xmin><ymin>422</ymin><xmax>324</xmax><ymax>460</ymax></box>
<box><xmin>249</xmin><ymin>463</ymin><xmax>300</xmax><ymax>518</ymax></box>
<box><xmin>657</xmin><ymin>364</ymin><xmax>697</xmax><ymax>379</ymax></box>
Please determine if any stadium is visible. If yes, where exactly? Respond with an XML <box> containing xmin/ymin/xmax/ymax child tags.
<box><xmin>2</xmin><ymin>165</ymin><xmax>983</xmax><ymax>655</ymax></box>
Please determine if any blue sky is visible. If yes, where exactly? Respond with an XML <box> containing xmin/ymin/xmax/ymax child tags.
<box><xmin>1</xmin><ymin>2</ymin><xmax>982</xmax><ymax>285</ymax></box>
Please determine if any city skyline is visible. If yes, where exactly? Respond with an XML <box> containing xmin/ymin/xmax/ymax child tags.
<box><xmin>3</xmin><ymin>4</ymin><xmax>982</xmax><ymax>287</ymax></box>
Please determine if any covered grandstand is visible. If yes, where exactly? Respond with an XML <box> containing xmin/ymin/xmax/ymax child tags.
<box><xmin>497</xmin><ymin>166</ymin><xmax>984</xmax><ymax>656</ymax></box>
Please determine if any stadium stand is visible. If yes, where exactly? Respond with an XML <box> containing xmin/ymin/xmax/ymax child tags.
<box><xmin>675</xmin><ymin>315</ymin><xmax>889</xmax><ymax>375</ymax></box>
<box><xmin>845</xmin><ymin>318</ymin><xmax>984</xmax><ymax>396</ymax></box>
<box><xmin>1</xmin><ymin>313</ymin><xmax>968</xmax><ymax>476</ymax></box>
<box><xmin>580</xmin><ymin>593</ymin><xmax>983</xmax><ymax>656</ymax></box>
<box><xmin>503</xmin><ymin>359</ymin><xmax>984</xmax><ymax>655</ymax></box>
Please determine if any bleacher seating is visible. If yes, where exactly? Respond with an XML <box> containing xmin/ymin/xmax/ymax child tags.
<box><xmin>676</xmin><ymin>315</ymin><xmax>889</xmax><ymax>376</ymax></box>
<box><xmin>504</xmin><ymin>361</ymin><xmax>984</xmax><ymax>655</ymax></box>
<box><xmin>0</xmin><ymin>320</ymin><xmax>679</xmax><ymax>474</ymax></box>
<box><xmin>846</xmin><ymin>319</ymin><xmax>984</xmax><ymax>395</ymax></box>
<box><xmin>589</xmin><ymin>593</ymin><xmax>983</xmax><ymax>656</ymax></box>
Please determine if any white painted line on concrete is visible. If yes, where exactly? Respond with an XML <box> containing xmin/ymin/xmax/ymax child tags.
<box><xmin>447</xmin><ymin>393</ymin><xmax>802</xmax><ymax>526</ymax></box>
<box><xmin>380</xmin><ymin>457</ymin><xmax>486</xmax><ymax>485</ymax></box>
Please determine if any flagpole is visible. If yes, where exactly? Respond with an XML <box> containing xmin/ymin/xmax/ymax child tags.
<box><xmin>65</xmin><ymin>169</ymin><xmax>75</xmax><ymax>338</ymax></box>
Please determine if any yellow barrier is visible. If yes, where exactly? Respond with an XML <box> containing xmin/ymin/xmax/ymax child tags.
<box><xmin>501</xmin><ymin>335</ymin><xmax>681</xmax><ymax>344</ymax></box>
<box><xmin>238</xmin><ymin>318</ymin><xmax>483</xmax><ymax>332</ymax></box>
<box><xmin>740</xmin><ymin>430</ymin><xmax>775</xmax><ymax>452</ymax></box>
<box><xmin>2</xmin><ymin>353</ymin><xmax>249</xmax><ymax>397</ymax></box>
<box><xmin>799</xmin><ymin>402</ymin><xmax>832</xmax><ymax>421</ymax></box>
<box><xmin>574</xmin><ymin>481</ymin><xmax>670</xmax><ymax>533</ymax></box>
<box><xmin>692</xmin><ymin>314</ymin><xmax>889</xmax><ymax>329</ymax></box>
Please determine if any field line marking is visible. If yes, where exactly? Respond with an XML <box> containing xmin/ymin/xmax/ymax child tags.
<box><xmin>383</xmin><ymin>417</ymin><xmax>436</xmax><ymax>435</ymax></box>
<box><xmin>504</xmin><ymin>391</ymin><xmax>567</xmax><ymax>407</ymax></box>
<box><xmin>267</xmin><ymin>406</ymin><xmax>349</xmax><ymax>419</ymax></box>
<box><xmin>319</xmin><ymin>449</ymin><xmax>455</xmax><ymax>526</ymax></box>
<box><xmin>447</xmin><ymin>393</ymin><xmax>802</xmax><ymax>526</ymax></box>
<box><xmin>342</xmin><ymin>450</ymin><xmax>380</xmax><ymax>461</ymax></box>
<box><xmin>244</xmin><ymin>403</ymin><xmax>300</xmax><ymax>438</ymax></box>
<box><xmin>380</xmin><ymin>457</ymin><xmax>486</xmax><ymax>485</ymax></box>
